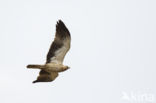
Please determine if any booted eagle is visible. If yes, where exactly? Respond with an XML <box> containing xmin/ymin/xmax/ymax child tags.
<box><xmin>27</xmin><ymin>20</ymin><xmax>71</xmax><ymax>83</ymax></box>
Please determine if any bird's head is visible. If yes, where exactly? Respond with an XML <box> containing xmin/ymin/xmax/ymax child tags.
<box><xmin>61</xmin><ymin>66</ymin><xmax>70</xmax><ymax>72</ymax></box>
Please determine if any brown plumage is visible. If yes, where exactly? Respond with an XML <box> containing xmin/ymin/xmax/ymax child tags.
<box><xmin>27</xmin><ymin>20</ymin><xmax>71</xmax><ymax>83</ymax></box>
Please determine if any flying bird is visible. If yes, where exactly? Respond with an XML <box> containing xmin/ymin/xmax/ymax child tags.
<box><xmin>27</xmin><ymin>20</ymin><xmax>71</xmax><ymax>83</ymax></box>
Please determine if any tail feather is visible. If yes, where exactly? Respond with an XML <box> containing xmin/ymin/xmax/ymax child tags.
<box><xmin>27</xmin><ymin>64</ymin><xmax>45</xmax><ymax>69</ymax></box>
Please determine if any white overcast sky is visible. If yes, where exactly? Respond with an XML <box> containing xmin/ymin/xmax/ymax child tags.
<box><xmin>0</xmin><ymin>0</ymin><xmax>156</xmax><ymax>103</ymax></box>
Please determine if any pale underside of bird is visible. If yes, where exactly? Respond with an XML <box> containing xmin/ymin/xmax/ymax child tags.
<box><xmin>27</xmin><ymin>20</ymin><xmax>71</xmax><ymax>83</ymax></box>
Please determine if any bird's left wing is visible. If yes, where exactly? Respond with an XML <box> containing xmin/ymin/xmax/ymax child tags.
<box><xmin>46</xmin><ymin>20</ymin><xmax>71</xmax><ymax>64</ymax></box>
<box><xmin>32</xmin><ymin>70</ymin><xmax>58</xmax><ymax>83</ymax></box>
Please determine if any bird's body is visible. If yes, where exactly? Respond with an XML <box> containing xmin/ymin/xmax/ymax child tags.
<box><xmin>27</xmin><ymin>20</ymin><xmax>71</xmax><ymax>83</ymax></box>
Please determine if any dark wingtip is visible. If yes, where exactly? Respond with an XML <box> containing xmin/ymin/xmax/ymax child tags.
<box><xmin>57</xmin><ymin>19</ymin><xmax>63</xmax><ymax>24</ymax></box>
<box><xmin>56</xmin><ymin>20</ymin><xmax>70</xmax><ymax>37</ymax></box>
<box><xmin>32</xmin><ymin>80</ymin><xmax>38</xmax><ymax>83</ymax></box>
<box><xmin>56</xmin><ymin>20</ymin><xmax>66</xmax><ymax>29</ymax></box>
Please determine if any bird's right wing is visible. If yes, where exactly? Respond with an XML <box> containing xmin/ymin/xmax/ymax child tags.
<box><xmin>46</xmin><ymin>20</ymin><xmax>71</xmax><ymax>64</ymax></box>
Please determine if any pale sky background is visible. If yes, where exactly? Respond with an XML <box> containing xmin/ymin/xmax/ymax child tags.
<box><xmin>0</xmin><ymin>0</ymin><xmax>156</xmax><ymax>103</ymax></box>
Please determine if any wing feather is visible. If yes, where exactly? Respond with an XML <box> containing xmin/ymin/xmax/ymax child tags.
<box><xmin>33</xmin><ymin>70</ymin><xmax>58</xmax><ymax>83</ymax></box>
<box><xmin>46</xmin><ymin>20</ymin><xmax>71</xmax><ymax>64</ymax></box>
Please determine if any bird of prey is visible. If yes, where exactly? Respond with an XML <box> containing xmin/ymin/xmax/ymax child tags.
<box><xmin>27</xmin><ymin>20</ymin><xmax>71</xmax><ymax>83</ymax></box>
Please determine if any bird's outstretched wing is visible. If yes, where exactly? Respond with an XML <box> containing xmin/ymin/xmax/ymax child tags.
<box><xmin>33</xmin><ymin>70</ymin><xmax>58</xmax><ymax>83</ymax></box>
<box><xmin>46</xmin><ymin>20</ymin><xmax>71</xmax><ymax>64</ymax></box>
